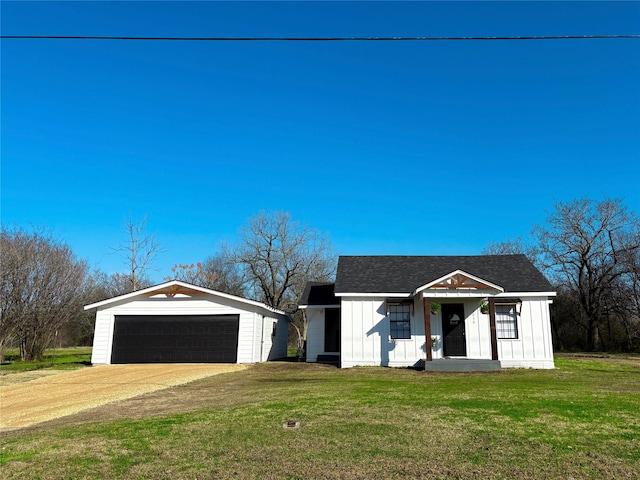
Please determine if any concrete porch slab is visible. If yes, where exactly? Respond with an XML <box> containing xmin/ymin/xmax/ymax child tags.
<box><xmin>423</xmin><ymin>359</ymin><xmax>501</xmax><ymax>372</ymax></box>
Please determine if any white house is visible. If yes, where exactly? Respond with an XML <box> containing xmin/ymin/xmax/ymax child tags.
<box><xmin>85</xmin><ymin>280</ymin><xmax>289</xmax><ymax>365</ymax></box>
<box><xmin>299</xmin><ymin>255</ymin><xmax>556</xmax><ymax>371</ymax></box>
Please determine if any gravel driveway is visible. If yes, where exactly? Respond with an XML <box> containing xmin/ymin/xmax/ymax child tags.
<box><xmin>0</xmin><ymin>364</ymin><xmax>246</xmax><ymax>431</ymax></box>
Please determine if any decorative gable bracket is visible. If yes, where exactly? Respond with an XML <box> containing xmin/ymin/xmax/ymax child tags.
<box><xmin>412</xmin><ymin>269</ymin><xmax>504</xmax><ymax>296</ymax></box>
<box><xmin>146</xmin><ymin>284</ymin><xmax>201</xmax><ymax>298</ymax></box>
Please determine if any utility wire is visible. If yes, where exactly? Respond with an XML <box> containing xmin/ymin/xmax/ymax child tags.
<box><xmin>1</xmin><ymin>34</ymin><xmax>639</xmax><ymax>41</ymax></box>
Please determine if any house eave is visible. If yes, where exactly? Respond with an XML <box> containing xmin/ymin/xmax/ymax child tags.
<box><xmin>495</xmin><ymin>291</ymin><xmax>557</xmax><ymax>297</ymax></box>
<box><xmin>83</xmin><ymin>280</ymin><xmax>288</xmax><ymax>316</ymax></box>
<box><xmin>333</xmin><ymin>290</ymin><xmax>556</xmax><ymax>299</ymax></box>
<box><xmin>298</xmin><ymin>304</ymin><xmax>341</xmax><ymax>309</ymax></box>
<box><xmin>335</xmin><ymin>292</ymin><xmax>412</xmax><ymax>298</ymax></box>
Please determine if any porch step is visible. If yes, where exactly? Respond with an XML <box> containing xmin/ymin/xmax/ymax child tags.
<box><xmin>423</xmin><ymin>359</ymin><xmax>501</xmax><ymax>372</ymax></box>
<box><xmin>317</xmin><ymin>354</ymin><xmax>340</xmax><ymax>366</ymax></box>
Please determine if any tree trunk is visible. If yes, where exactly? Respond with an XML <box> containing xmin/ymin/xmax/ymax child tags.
<box><xmin>20</xmin><ymin>336</ymin><xmax>28</xmax><ymax>361</ymax></box>
<box><xmin>597</xmin><ymin>325</ymin><xmax>606</xmax><ymax>351</ymax></box>
<box><xmin>586</xmin><ymin>319</ymin><xmax>596</xmax><ymax>351</ymax></box>
<box><xmin>550</xmin><ymin>315</ymin><xmax>563</xmax><ymax>351</ymax></box>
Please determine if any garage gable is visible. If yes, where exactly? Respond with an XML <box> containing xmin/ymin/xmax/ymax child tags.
<box><xmin>86</xmin><ymin>280</ymin><xmax>289</xmax><ymax>365</ymax></box>
<box><xmin>84</xmin><ymin>280</ymin><xmax>285</xmax><ymax>315</ymax></box>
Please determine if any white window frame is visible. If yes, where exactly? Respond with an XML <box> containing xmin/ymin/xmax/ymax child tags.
<box><xmin>388</xmin><ymin>302</ymin><xmax>411</xmax><ymax>340</ymax></box>
<box><xmin>496</xmin><ymin>304</ymin><xmax>519</xmax><ymax>339</ymax></box>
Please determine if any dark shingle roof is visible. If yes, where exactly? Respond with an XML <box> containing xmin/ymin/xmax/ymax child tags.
<box><xmin>298</xmin><ymin>282</ymin><xmax>339</xmax><ymax>306</ymax></box>
<box><xmin>334</xmin><ymin>255</ymin><xmax>553</xmax><ymax>294</ymax></box>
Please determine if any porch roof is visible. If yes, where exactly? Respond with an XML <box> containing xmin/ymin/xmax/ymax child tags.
<box><xmin>334</xmin><ymin>255</ymin><xmax>554</xmax><ymax>295</ymax></box>
<box><xmin>298</xmin><ymin>282</ymin><xmax>339</xmax><ymax>308</ymax></box>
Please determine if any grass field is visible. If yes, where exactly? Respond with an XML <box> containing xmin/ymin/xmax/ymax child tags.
<box><xmin>0</xmin><ymin>347</ymin><xmax>92</xmax><ymax>373</ymax></box>
<box><xmin>1</xmin><ymin>353</ymin><xmax>639</xmax><ymax>479</ymax></box>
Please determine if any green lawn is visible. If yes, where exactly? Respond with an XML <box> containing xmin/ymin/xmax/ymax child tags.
<box><xmin>1</xmin><ymin>354</ymin><xmax>639</xmax><ymax>479</ymax></box>
<box><xmin>0</xmin><ymin>347</ymin><xmax>92</xmax><ymax>374</ymax></box>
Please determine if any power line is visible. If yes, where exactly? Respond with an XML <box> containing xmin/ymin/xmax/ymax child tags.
<box><xmin>1</xmin><ymin>34</ymin><xmax>639</xmax><ymax>42</ymax></box>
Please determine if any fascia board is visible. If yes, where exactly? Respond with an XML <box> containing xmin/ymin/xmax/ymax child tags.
<box><xmin>298</xmin><ymin>304</ymin><xmax>341</xmax><ymax>309</ymax></box>
<box><xmin>495</xmin><ymin>291</ymin><xmax>557</xmax><ymax>297</ymax></box>
<box><xmin>187</xmin><ymin>283</ymin><xmax>287</xmax><ymax>315</ymax></box>
<box><xmin>335</xmin><ymin>292</ymin><xmax>412</xmax><ymax>298</ymax></box>
<box><xmin>84</xmin><ymin>279</ymin><xmax>287</xmax><ymax>315</ymax></box>
<box><xmin>83</xmin><ymin>281</ymin><xmax>181</xmax><ymax>310</ymax></box>
<box><xmin>413</xmin><ymin>269</ymin><xmax>504</xmax><ymax>295</ymax></box>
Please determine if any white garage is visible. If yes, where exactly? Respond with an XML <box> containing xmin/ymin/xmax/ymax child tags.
<box><xmin>85</xmin><ymin>280</ymin><xmax>289</xmax><ymax>365</ymax></box>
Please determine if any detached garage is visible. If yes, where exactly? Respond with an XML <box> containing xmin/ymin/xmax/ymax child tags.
<box><xmin>85</xmin><ymin>280</ymin><xmax>289</xmax><ymax>365</ymax></box>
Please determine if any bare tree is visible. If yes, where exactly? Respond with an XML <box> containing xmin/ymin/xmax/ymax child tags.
<box><xmin>166</xmin><ymin>255</ymin><xmax>247</xmax><ymax>296</ymax></box>
<box><xmin>111</xmin><ymin>216</ymin><xmax>164</xmax><ymax>292</ymax></box>
<box><xmin>166</xmin><ymin>263</ymin><xmax>209</xmax><ymax>285</ymax></box>
<box><xmin>224</xmin><ymin>212</ymin><xmax>337</xmax><ymax>352</ymax></box>
<box><xmin>603</xmin><ymin>253</ymin><xmax>640</xmax><ymax>351</ymax></box>
<box><xmin>0</xmin><ymin>227</ymin><xmax>91</xmax><ymax>361</ymax></box>
<box><xmin>200</xmin><ymin>254</ymin><xmax>247</xmax><ymax>297</ymax></box>
<box><xmin>481</xmin><ymin>236</ymin><xmax>541</xmax><ymax>268</ymax></box>
<box><xmin>534</xmin><ymin>198</ymin><xmax>640</xmax><ymax>351</ymax></box>
<box><xmin>87</xmin><ymin>270</ymin><xmax>149</xmax><ymax>301</ymax></box>
<box><xmin>226</xmin><ymin>211</ymin><xmax>336</xmax><ymax>310</ymax></box>
<box><xmin>166</xmin><ymin>212</ymin><xmax>336</xmax><ymax>350</ymax></box>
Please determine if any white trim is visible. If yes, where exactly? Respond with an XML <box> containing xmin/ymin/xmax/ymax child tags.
<box><xmin>298</xmin><ymin>304</ymin><xmax>341</xmax><ymax>309</ymax></box>
<box><xmin>84</xmin><ymin>280</ymin><xmax>287</xmax><ymax>315</ymax></box>
<box><xmin>335</xmin><ymin>292</ymin><xmax>411</xmax><ymax>298</ymax></box>
<box><xmin>413</xmin><ymin>270</ymin><xmax>504</xmax><ymax>295</ymax></box>
<box><xmin>495</xmin><ymin>291</ymin><xmax>557</xmax><ymax>297</ymax></box>
<box><xmin>335</xmin><ymin>290</ymin><xmax>554</xmax><ymax>299</ymax></box>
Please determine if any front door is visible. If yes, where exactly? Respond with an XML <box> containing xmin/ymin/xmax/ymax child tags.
<box><xmin>442</xmin><ymin>303</ymin><xmax>466</xmax><ymax>357</ymax></box>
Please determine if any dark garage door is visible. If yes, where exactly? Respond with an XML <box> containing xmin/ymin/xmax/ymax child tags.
<box><xmin>111</xmin><ymin>315</ymin><xmax>239</xmax><ymax>364</ymax></box>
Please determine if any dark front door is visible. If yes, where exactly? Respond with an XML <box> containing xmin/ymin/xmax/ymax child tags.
<box><xmin>442</xmin><ymin>304</ymin><xmax>466</xmax><ymax>357</ymax></box>
<box><xmin>111</xmin><ymin>315</ymin><xmax>239</xmax><ymax>363</ymax></box>
<box><xmin>324</xmin><ymin>308</ymin><xmax>340</xmax><ymax>352</ymax></box>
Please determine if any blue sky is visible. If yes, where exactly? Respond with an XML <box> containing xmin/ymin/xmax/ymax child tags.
<box><xmin>2</xmin><ymin>1</ymin><xmax>639</xmax><ymax>282</ymax></box>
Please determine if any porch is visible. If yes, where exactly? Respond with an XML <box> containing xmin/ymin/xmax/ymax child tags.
<box><xmin>422</xmin><ymin>358</ymin><xmax>502</xmax><ymax>372</ymax></box>
<box><xmin>419</xmin><ymin>271</ymin><xmax>507</xmax><ymax>367</ymax></box>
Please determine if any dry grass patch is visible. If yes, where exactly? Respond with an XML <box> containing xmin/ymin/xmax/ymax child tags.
<box><xmin>0</xmin><ymin>364</ymin><xmax>246</xmax><ymax>430</ymax></box>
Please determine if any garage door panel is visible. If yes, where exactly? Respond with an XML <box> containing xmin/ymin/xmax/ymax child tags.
<box><xmin>111</xmin><ymin>315</ymin><xmax>239</xmax><ymax>364</ymax></box>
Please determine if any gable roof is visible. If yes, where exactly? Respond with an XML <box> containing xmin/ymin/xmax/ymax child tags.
<box><xmin>298</xmin><ymin>282</ymin><xmax>339</xmax><ymax>307</ymax></box>
<box><xmin>414</xmin><ymin>269</ymin><xmax>504</xmax><ymax>294</ymax></box>
<box><xmin>84</xmin><ymin>280</ymin><xmax>287</xmax><ymax>315</ymax></box>
<box><xmin>334</xmin><ymin>255</ymin><xmax>553</xmax><ymax>294</ymax></box>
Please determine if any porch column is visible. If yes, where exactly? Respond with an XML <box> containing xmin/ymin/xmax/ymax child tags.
<box><xmin>423</xmin><ymin>296</ymin><xmax>432</xmax><ymax>361</ymax></box>
<box><xmin>488</xmin><ymin>297</ymin><xmax>498</xmax><ymax>361</ymax></box>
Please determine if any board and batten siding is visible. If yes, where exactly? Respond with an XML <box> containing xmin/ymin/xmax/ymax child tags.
<box><xmin>496</xmin><ymin>297</ymin><xmax>554</xmax><ymax>369</ymax></box>
<box><xmin>340</xmin><ymin>297</ymin><xmax>426</xmax><ymax>368</ymax></box>
<box><xmin>305</xmin><ymin>308</ymin><xmax>325</xmax><ymax>362</ymax></box>
<box><xmin>259</xmin><ymin>315</ymin><xmax>288</xmax><ymax>361</ymax></box>
<box><xmin>337</xmin><ymin>295</ymin><xmax>554</xmax><ymax>369</ymax></box>
<box><xmin>91</xmin><ymin>294</ymin><xmax>287</xmax><ymax>365</ymax></box>
<box><xmin>91</xmin><ymin>308</ymin><xmax>114</xmax><ymax>365</ymax></box>
<box><xmin>428</xmin><ymin>297</ymin><xmax>553</xmax><ymax>367</ymax></box>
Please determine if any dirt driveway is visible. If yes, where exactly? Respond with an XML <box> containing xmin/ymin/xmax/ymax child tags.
<box><xmin>0</xmin><ymin>364</ymin><xmax>246</xmax><ymax>431</ymax></box>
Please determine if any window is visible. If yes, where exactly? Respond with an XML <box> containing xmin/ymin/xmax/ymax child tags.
<box><xmin>389</xmin><ymin>303</ymin><xmax>411</xmax><ymax>339</ymax></box>
<box><xmin>496</xmin><ymin>305</ymin><xmax>518</xmax><ymax>339</ymax></box>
